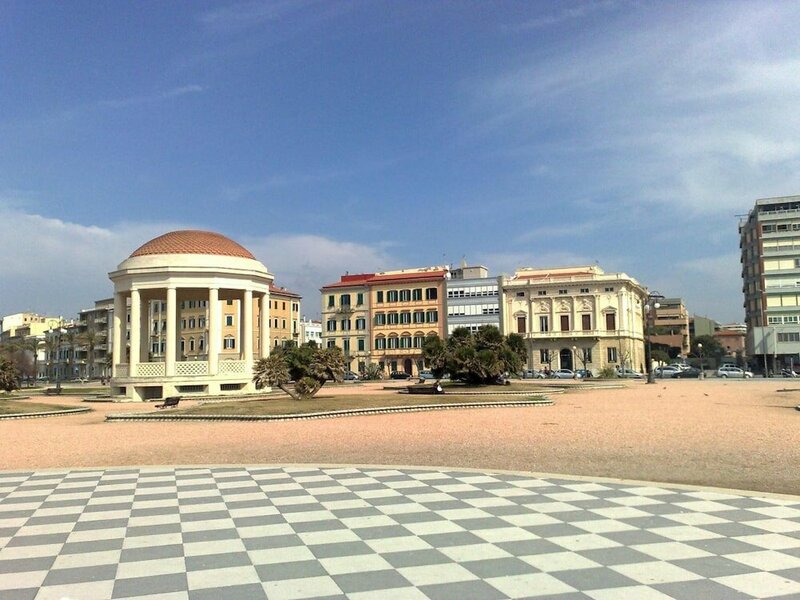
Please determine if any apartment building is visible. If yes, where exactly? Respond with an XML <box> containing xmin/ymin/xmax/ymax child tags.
<box><xmin>320</xmin><ymin>274</ymin><xmax>373</xmax><ymax>373</ymax></box>
<box><xmin>499</xmin><ymin>265</ymin><xmax>647</xmax><ymax>373</ymax></box>
<box><xmin>298</xmin><ymin>317</ymin><xmax>322</xmax><ymax>346</ymax></box>
<box><xmin>269</xmin><ymin>284</ymin><xmax>301</xmax><ymax>349</ymax></box>
<box><xmin>446</xmin><ymin>265</ymin><xmax>500</xmax><ymax>334</ymax></box>
<box><xmin>73</xmin><ymin>299</ymin><xmax>113</xmax><ymax>379</ymax></box>
<box><xmin>649</xmin><ymin>297</ymin><xmax>691</xmax><ymax>357</ymax></box>
<box><xmin>740</xmin><ymin>194</ymin><xmax>800</xmax><ymax>372</ymax></box>
<box><xmin>0</xmin><ymin>312</ymin><xmax>62</xmax><ymax>342</ymax></box>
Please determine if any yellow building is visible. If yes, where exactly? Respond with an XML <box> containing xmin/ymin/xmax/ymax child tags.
<box><xmin>268</xmin><ymin>284</ymin><xmax>302</xmax><ymax>349</ymax></box>
<box><xmin>500</xmin><ymin>266</ymin><xmax>647</xmax><ymax>374</ymax></box>
<box><xmin>320</xmin><ymin>274</ymin><xmax>373</xmax><ymax>373</ymax></box>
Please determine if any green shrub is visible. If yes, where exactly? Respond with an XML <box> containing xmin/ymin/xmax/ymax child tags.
<box><xmin>597</xmin><ymin>365</ymin><xmax>618</xmax><ymax>379</ymax></box>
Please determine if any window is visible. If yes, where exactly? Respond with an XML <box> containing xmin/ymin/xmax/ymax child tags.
<box><xmin>605</xmin><ymin>313</ymin><xmax>616</xmax><ymax>331</ymax></box>
<box><xmin>387</xmin><ymin>313</ymin><xmax>399</xmax><ymax>325</ymax></box>
<box><xmin>768</xmin><ymin>316</ymin><xmax>783</xmax><ymax>324</ymax></box>
<box><xmin>282</xmin><ymin>319</ymin><xmax>286</xmax><ymax>329</ymax></box>
<box><xmin>181</xmin><ymin>319</ymin><xmax>186</xmax><ymax>329</ymax></box>
<box><xmin>226</xmin><ymin>300</ymin><xmax>233</xmax><ymax>306</ymax></box>
<box><xmin>778</xmin><ymin>332</ymin><xmax>800</xmax><ymax>342</ymax></box>
<box><xmin>412</xmin><ymin>288</ymin><xmax>422</xmax><ymax>301</ymax></box>
<box><xmin>188</xmin><ymin>318</ymin><xmax>196</xmax><ymax>329</ymax></box>
<box><xmin>517</xmin><ymin>316</ymin><xmax>527</xmax><ymax>334</ymax></box>
<box><xmin>607</xmin><ymin>347</ymin><xmax>618</xmax><ymax>362</ymax></box>
<box><xmin>604</xmin><ymin>287</ymin><xmax>615</xmax><ymax>292</ymax></box>
<box><xmin>539</xmin><ymin>316</ymin><xmax>549</xmax><ymax>332</ymax></box>
<box><xmin>225</xmin><ymin>315</ymin><xmax>234</xmax><ymax>326</ymax></box>
<box><xmin>274</xmin><ymin>318</ymin><xmax>279</xmax><ymax>328</ymax></box>
<box><xmin>387</xmin><ymin>290</ymin><xmax>398</xmax><ymax>302</ymax></box>
<box><xmin>400</xmin><ymin>312</ymin><xmax>411</xmax><ymax>324</ymax></box>
<box><xmin>413</xmin><ymin>311</ymin><xmax>425</xmax><ymax>324</ymax></box>
<box><xmin>328</xmin><ymin>295</ymin><xmax>335</xmax><ymax>308</ymax></box>
<box><xmin>340</xmin><ymin>294</ymin><xmax>351</xmax><ymax>306</ymax></box>
<box><xmin>327</xmin><ymin>320</ymin><xmax>336</xmax><ymax>332</ymax></box>
<box><xmin>558</xmin><ymin>289</ymin><xmax>568</xmax><ymax>295</ymax></box>
<box><xmin>560</xmin><ymin>315</ymin><xmax>570</xmax><ymax>331</ymax></box>
<box><xmin>376</xmin><ymin>291</ymin><xmax>384</xmax><ymax>303</ymax></box>
<box><xmin>180</xmin><ymin>338</ymin><xmax>185</xmax><ymax>352</ymax></box>
<box><xmin>224</xmin><ymin>336</ymin><xmax>236</xmax><ymax>349</ymax></box>
<box><xmin>292</xmin><ymin>303</ymin><xmax>299</xmax><ymax>312</ymax></box>
<box><xmin>582</xmin><ymin>348</ymin><xmax>593</xmax><ymax>363</ymax></box>
<box><xmin>358</xmin><ymin>339</ymin><xmax>365</xmax><ymax>352</ymax></box>
<box><xmin>426</xmin><ymin>310</ymin><xmax>438</xmax><ymax>323</ymax></box>
<box><xmin>516</xmin><ymin>292</ymin><xmax>525</xmax><ymax>298</ymax></box>
<box><xmin>537</xmin><ymin>290</ymin><xmax>547</xmax><ymax>296</ymax></box>
<box><xmin>151</xmin><ymin>342</ymin><xmax>159</xmax><ymax>354</ymax></box>
<box><xmin>356</xmin><ymin>293</ymin><xmax>364</xmax><ymax>305</ymax></box>
<box><xmin>189</xmin><ymin>338</ymin><xmax>195</xmax><ymax>352</ymax></box>
<box><xmin>341</xmin><ymin>319</ymin><xmax>351</xmax><ymax>331</ymax></box>
<box><xmin>199</xmin><ymin>337</ymin><xmax>205</xmax><ymax>351</ymax></box>
<box><xmin>356</xmin><ymin>318</ymin><xmax>366</xmax><ymax>330</ymax></box>
<box><xmin>413</xmin><ymin>335</ymin><xmax>425</xmax><ymax>348</ymax></box>
<box><xmin>375</xmin><ymin>337</ymin><xmax>386</xmax><ymax>350</ymax></box>
<box><xmin>581</xmin><ymin>314</ymin><xmax>591</xmax><ymax>330</ymax></box>
<box><xmin>400</xmin><ymin>289</ymin><xmax>411</xmax><ymax>302</ymax></box>
<box><xmin>426</xmin><ymin>288</ymin><xmax>438</xmax><ymax>300</ymax></box>
<box><xmin>540</xmin><ymin>349</ymin><xmax>550</xmax><ymax>363</ymax></box>
<box><xmin>161</xmin><ymin>320</ymin><xmax>167</xmax><ymax>331</ymax></box>
<box><xmin>152</xmin><ymin>321</ymin><xmax>159</xmax><ymax>333</ymax></box>
<box><xmin>400</xmin><ymin>335</ymin><xmax>412</xmax><ymax>349</ymax></box>
<box><xmin>374</xmin><ymin>313</ymin><xmax>386</xmax><ymax>326</ymax></box>
<box><xmin>386</xmin><ymin>336</ymin><xmax>397</xmax><ymax>349</ymax></box>
<box><xmin>343</xmin><ymin>339</ymin><xmax>350</xmax><ymax>353</ymax></box>
<box><xmin>580</xmin><ymin>288</ymin><xmax>589</xmax><ymax>293</ymax></box>
<box><xmin>327</xmin><ymin>340</ymin><xmax>336</xmax><ymax>348</ymax></box>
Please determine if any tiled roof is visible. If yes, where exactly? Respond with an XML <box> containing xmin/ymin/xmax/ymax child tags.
<box><xmin>366</xmin><ymin>270</ymin><xmax>448</xmax><ymax>285</ymax></box>
<box><xmin>130</xmin><ymin>230</ymin><xmax>256</xmax><ymax>259</ymax></box>
<box><xmin>270</xmin><ymin>283</ymin><xmax>302</xmax><ymax>299</ymax></box>
<box><xmin>321</xmin><ymin>274</ymin><xmax>375</xmax><ymax>290</ymax></box>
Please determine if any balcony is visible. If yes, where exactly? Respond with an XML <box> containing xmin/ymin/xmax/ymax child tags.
<box><xmin>335</xmin><ymin>305</ymin><xmax>355</xmax><ymax>314</ymax></box>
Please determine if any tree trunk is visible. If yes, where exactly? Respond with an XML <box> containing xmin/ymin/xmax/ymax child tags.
<box><xmin>278</xmin><ymin>383</ymin><xmax>302</xmax><ymax>401</ymax></box>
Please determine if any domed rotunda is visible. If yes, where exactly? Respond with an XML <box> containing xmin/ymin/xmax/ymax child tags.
<box><xmin>109</xmin><ymin>230</ymin><xmax>274</xmax><ymax>401</ymax></box>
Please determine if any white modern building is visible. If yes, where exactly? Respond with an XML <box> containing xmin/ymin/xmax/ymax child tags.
<box><xmin>299</xmin><ymin>317</ymin><xmax>322</xmax><ymax>346</ymax></box>
<box><xmin>109</xmin><ymin>230</ymin><xmax>274</xmax><ymax>401</ymax></box>
<box><xmin>446</xmin><ymin>265</ymin><xmax>500</xmax><ymax>334</ymax></box>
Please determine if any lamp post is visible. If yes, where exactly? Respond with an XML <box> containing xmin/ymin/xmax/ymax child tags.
<box><xmin>698</xmin><ymin>342</ymin><xmax>704</xmax><ymax>379</ymax></box>
<box><xmin>572</xmin><ymin>345</ymin><xmax>577</xmax><ymax>377</ymax></box>
<box><xmin>645</xmin><ymin>297</ymin><xmax>661</xmax><ymax>384</ymax></box>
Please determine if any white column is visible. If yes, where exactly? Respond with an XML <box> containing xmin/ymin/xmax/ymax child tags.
<box><xmin>112</xmin><ymin>292</ymin><xmax>125</xmax><ymax>376</ymax></box>
<box><xmin>260</xmin><ymin>292</ymin><xmax>270</xmax><ymax>358</ymax></box>
<box><xmin>243</xmin><ymin>289</ymin><xmax>253</xmax><ymax>367</ymax></box>
<box><xmin>166</xmin><ymin>287</ymin><xmax>177</xmax><ymax>377</ymax></box>
<box><xmin>130</xmin><ymin>288</ymin><xmax>141</xmax><ymax>376</ymax></box>
<box><xmin>208</xmin><ymin>287</ymin><xmax>219</xmax><ymax>375</ymax></box>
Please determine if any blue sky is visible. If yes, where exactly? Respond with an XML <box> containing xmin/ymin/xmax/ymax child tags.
<box><xmin>2</xmin><ymin>0</ymin><xmax>800</xmax><ymax>322</ymax></box>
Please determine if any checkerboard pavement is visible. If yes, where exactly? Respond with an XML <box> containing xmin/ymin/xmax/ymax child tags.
<box><xmin>1</xmin><ymin>467</ymin><xmax>799</xmax><ymax>599</ymax></box>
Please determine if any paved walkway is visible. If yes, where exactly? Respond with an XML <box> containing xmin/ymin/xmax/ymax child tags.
<box><xmin>1</xmin><ymin>466</ymin><xmax>799</xmax><ymax>600</ymax></box>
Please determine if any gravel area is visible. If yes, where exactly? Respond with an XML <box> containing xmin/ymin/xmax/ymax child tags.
<box><xmin>2</xmin><ymin>380</ymin><xmax>799</xmax><ymax>495</ymax></box>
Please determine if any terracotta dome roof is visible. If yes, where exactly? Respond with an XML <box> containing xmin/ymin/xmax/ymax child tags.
<box><xmin>129</xmin><ymin>230</ymin><xmax>256</xmax><ymax>260</ymax></box>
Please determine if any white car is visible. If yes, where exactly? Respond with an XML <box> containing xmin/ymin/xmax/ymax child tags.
<box><xmin>617</xmin><ymin>368</ymin><xmax>644</xmax><ymax>379</ymax></box>
<box><xmin>716</xmin><ymin>366</ymin><xmax>753</xmax><ymax>378</ymax></box>
<box><xmin>654</xmin><ymin>366</ymin><xmax>681</xmax><ymax>378</ymax></box>
<box><xmin>551</xmin><ymin>369</ymin><xmax>579</xmax><ymax>379</ymax></box>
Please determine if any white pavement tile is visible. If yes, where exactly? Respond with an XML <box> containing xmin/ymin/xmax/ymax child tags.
<box><xmin>398</xmin><ymin>563</ymin><xmax>479</xmax><ymax>586</ymax></box>
<box><xmin>51</xmin><ymin>549</ymin><xmax>121</xmax><ymax>569</ymax></box>
<box><xmin>573</xmin><ymin>519</ymin><xmax>638</xmax><ymax>534</ymax></box>
<box><xmin>249</xmin><ymin>545</ymin><xmax>315</xmax><ymax>565</ymax></box>
<box><xmin>736</xmin><ymin>533</ymin><xmax>800</xmax><ymax>550</ymax></box>
<box><xmin>726</xmin><ymin>550</ymin><xmax>800</xmax><ymax>571</ymax></box>
<box><xmin>262</xmin><ymin>575</ymin><xmax>343</xmax><ymax>600</ymax></box>
<box><xmin>631</xmin><ymin>541</ymin><xmax>714</xmax><ymax>561</ymax></box>
<box><xmin>348</xmin><ymin>587</ymin><xmax>429</xmax><ymax>600</ymax></box>
<box><xmin>548</xmin><ymin>534</ymin><xmax>622</xmax><ymax>551</ymax></box>
<box><xmin>0</xmin><ymin>569</ymin><xmax>47</xmax><ymax>590</ymax></box>
<box><xmin>187</xmin><ymin>565</ymin><xmax>260</xmax><ymax>590</ymax></box>
<box><xmin>117</xmin><ymin>556</ymin><xmax>186</xmax><ymax>579</ymax></box>
<box><xmin>474</xmin><ymin>527</ymin><xmax>540</xmax><ymax>543</ymax></box>
<box><xmin>319</xmin><ymin>553</ymin><xmax>393</xmax><ymax>575</ymax></box>
<box><xmin>612</xmin><ymin>561</ymin><xmax>704</xmax><ymax>584</ymax></box>
<box><xmin>500</xmin><ymin>513</ymin><xmax>560</xmax><ymax>527</ymax></box>
<box><xmin>649</xmin><ymin>525</ymin><xmax>723</xmax><ymax>541</ymax></box>
<box><xmin>586</xmin><ymin>585</ymin><xmax>675</xmax><ymax>600</ymax></box>
<box><xmin>366</xmin><ymin>535</ymin><xmax>433</xmax><ymax>554</ymax></box>
<box><xmin>297</xmin><ymin>529</ymin><xmax>361</xmax><ymax>545</ymax></box>
<box><xmin>520</xmin><ymin>551</ymin><xmax>601</xmax><ymax>572</ymax></box>
<box><xmin>403</xmin><ymin>520</ymin><xmax>464</xmax><ymax>536</ymax></box>
<box><xmin>742</xmin><ymin>518</ymin><xmax>800</xmax><ymax>533</ymax></box>
<box><xmin>486</xmin><ymin>572</ymin><xmax>577</xmax><ymax>598</ymax></box>
<box><xmin>183</xmin><ymin>538</ymin><xmax>246</xmax><ymax>556</ymax></box>
<box><xmin>35</xmin><ymin>580</ymin><xmax>116</xmax><ymax>600</ymax></box>
<box><xmin>439</xmin><ymin>543</ymin><xmax>512</xmax><ymax>562</ymax></box>
<box><xmin>714</xmin><ymin>572</ymin><xmax>800</xmax><ymax>598</ymax></box>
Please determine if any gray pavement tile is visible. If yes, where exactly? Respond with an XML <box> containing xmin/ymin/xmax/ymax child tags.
<box><xmin>618</xmin><ymin>515</ymin><xmax>685</xmax><ymax>530</ymax></box>
<box><xmin>133</xmin><ymin>492</ymin><xmax>178</xmax><ymax>502</ymax></box>
<box><xmin>180</xmin><ymin>510</ymin><xmax>230</xmax><ymax>523</ymax></box>
<box><xmin>22</xmin><ymin>513</ymin><xmax>78</xmax><ymax>526</ymax></box>
<box><xmin>0</xmin><ymin>526</ymin><xmax>19</xmax><ymax>537</ymax></box>
<box><xmin>83</xmin><ymin>502</ymin><xmax>134</xmax><ymax>513</ymax></box>
<box><xmin>453</xmin><ymin>517</ymin><xmax>512</xmax><ymax>530</ymax></box>
<box><xmin>420</xmin><ymin>578</ymin><xmax>510</xmax><ymax>600</ymax></box>
<box><xmin>279</xmin><ymin>502</ymin><xmax>325</xmax><ymax>514</ymax></box>
<box><xmin>61</xmin><ymin>538</ymin><xmax>125</xmax><ymax>554</ymax></box>
<box><xmin>482</xmin><ymin>505</ymin><xmax>535</xmax><ymax>517</ymax></box>
<box><xmin>365</xmin><ymin>495</ymin><xmax>415</xmax><ymax>507</ymax></box>
<box><xmin>605</xmin><ymin>529</ymin><xmax>678</xmax><ymax>546</ymax></box>
<box><xmin>6</xmin><ymin>532</ymin><xmax>69</xmax><ymax>547</ymax></box>
<box><xmin>218</xmin><ymin>485</ymin><xmax>262</xmax><ymax>496</ymax></box>
<box><xmin>112</xmin><ymin>572</ymin><xmax>188</xmax><ymax>598</ymax></box>
<box><xmin>182</xmin><ymin>528</ymin><xmax>240</xmax><ymax>544</ymax></box>
<box><xmin>244</xmin><ymin>533</ymin><xmax>305</xmax><ymax>550</ymax></box>
<box><xmin>0</xmin><ymin>509</ymin><xmax>35</xmax><ymax>519</ymax></box>
<box><xmin>382</xmin><ymin>549</ymin><xmax>453</xmax><ymax>568</ymax></box>
<box><xmin>525</xmin><ymin>523</ymin><xmax>590</xmax><ymax>538</ymax></box>
<box><xmin>719</xmin><ymin>497</ymin><xmax>779</xmax><ymax>509</ymax></box>
<box><xmin>233</xmin><ymin>514</ymin><xmax>286</xmax><ymax>528</ymax></box>
<box><xmin>188</xmin><ymin>583</ymin><xmax>268</xmax><ymax>600</ymax></box>
<box><xmin>127</xmin><ymin>523</ymin><xmax>180</xmax><ymax>537</ymax></box>
<box><xmin>423</xmin><ymin>500</ymin><xmax>473</xmax><ymax>511</ymax></box>
<box><xmin>0</xmin><ymin>555</ymin><xmax>55</xmax><ymax>574</ymax></box>
<box><xmin>672</xmin><ymin>556</ymin><xmax>762</xmax><ymax>578</ymax></box>
<box><xmin>225</xmin><ymin>498</ymin><xmax>273</xmax><ymax>510</ymax></box>
<box><xmin>92</xmin><ymin>488</ymin><xmax>137</xmax><ymax>498</ymax></box>
<box><xmin>289</xmin><ymin>519</ymin><xmax>347</xmax><ymax>534</ymax></box>
<box><xmin>260</xmin><ymin>488</ymin><xmax>311</xmax><ymax>499</ymax></box>
<box><xmin>256</xmin><ymin>559</ymin><xmax>327</xmax><ymax>581</ymax></box>
<box><xmin>330</xmin><ymin>507</ymin><xmax>384</xmax><ymax>519</ymax></box>
<box><xmin>714</xmin><ymin>509</ymin><xmax>774</xmax><ymax>522</ymax></box>
<box><xmin>130</xmin><ymin>505</ymin><xmax>179</xmax><ymax>518</ymax></box>
<box><xmin>39</xmin><ymin>498</ymin><xmax>87</xmax><ymax>508</ymax></box>
<box><xmin>687</xmin><ymin>537</ymin><xmax>766</xmax><ymax>555</ymax></box>
<box><xmin>175</xmin><ymin>483</ymin><xmax>218</xmax><ymax>492</ymax></box>
<box><xmin>497</xmin><ymin>538</ymin><xmax>566</xmax><ymax>557</ymax></box>
<box><xmin>703</xmin><ymin>522</ymin><xmax>776</xmax><ymax>537</ymax></box>
<box><xmin>569</xmin><ymin>499</ymin><xmax>624</xmax><ymax>510</ymax></box>
<box><xmin>462</xmin><ymin>556</ymin><xmax>537</xmax><ymax>579</ymax></box>
<box><xmin>43</xmin><ymin>563</ymin><xmax>118</xmax><ymax>586</ymax></box>
<box><xmin>185</xmin><ymin>551</ymin><xmax>251</xmax><ymax>572</ymax></box>
<box><xmin>73</xmin><ymin>518</ymin><xmax>129</xmax><ymax>531</ymax></box>
<box><xmin>578</xmin><ymin>546</ymin><xmax>658</xmax><ymax>566</ymax></box>
<box><xmin>391</xmin><ymin>511</ymin><xmax>446</xmax><ymax>524</ymax></box>
<box><xmin>551</xmin><ymin>566</ymin><xmax>640</xmax><ymax>591</ymax></box>
<box><xmin>352</xmin><ymin>525</ymin><xmax>413</xmax><ymax>540</ymax></box>
<box><xmin>421</xmin><ymin>531</ymin><xmax>485</xmax><ymax>547</ymax></box>
<box><xmin>178</xmin><ymin>496</ymin><xmax>221</xmax><ymax>506</ymax></box>
<box><xmin>332</xmin><ymin>568</ymin><xmax>412</xmax><ymax>593</ymax></box>
<box><xmin>774</xmin><ymin>566</ymin><xmax>800</xmax><ymax>582</ymax></box>
<box><xmin>654</xmin><ymin>579</ymin><xmax>756</xmax><ymax>600</ymax></box>
<box><xmin>308</xmin><ymin>540</ymin><xmax>373</xmax><ymax>558</ymax></box>
<box><xmin>120</xmin><ymin>543</ymin><xmax>184</xmax><ymax>563</ymax></box>
<box><xmin>0</xmin><ymin>588</ymin><xmax>37</xmax><ymax>600</ymax></box>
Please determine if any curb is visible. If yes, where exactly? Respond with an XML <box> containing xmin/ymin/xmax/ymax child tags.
<box><xmin>0</xmin><ymin>407</ymin><xmax>92</xmax><ymax>421</ymax></box>
<box><xmin>105</xmin><ymin>399</ymin><xmax>554</xmax><ymax>422</ymax></box>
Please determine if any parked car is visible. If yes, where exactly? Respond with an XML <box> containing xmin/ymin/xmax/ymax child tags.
<box><xmin>781</xmin><ymin>369</ymin><xmax>799</xmax><ymax>378</ymax></box>
<box><xmin>673</xmin><ymin>367</ymin><xmax>701</xmax><ymax>378</ymax></box>
<box><xmin>551</xmin><ymin>369</ymin><xmax>579</xmax><ymax>379</ymax></box>
<box><xmin>654</xmin><ymin>366</ymin><xmax>680</xmax><ymax>378</ymax></box>
<box><xmin>343</xmin><ymin>371</ymin><xmax>359</xmax><ymax>381</ymax></box>
<box><xmin>418</xmin><ymin>370</ymin><xmax>436</xmax><ymax>380</ymax></box>
<box><xmin>390</xmin><ymin>371</ymin><xmax>412</xmax><ymax>380</ymax></box>
<box><xmin>716</xmin><ymin>365</ymin><xmax>753</xmax><ymax>378</ymax></box>
<box><xmin>669</xmin><ymin>363</ymin><xmax>691</xmax><ymax>371</ymax></box>
<box><xmin>574</xmin><ymin>369</ymin><xmax>593</xmax><ymax>379</ymax></box>
<box><xmin>520</xmin><ymin>369</ymin><xmax>546</xmax><ymax>379</ymax></box>
<box><xmin>617</xmin><ymin>368</ymin><xmax>644</xmax><ymax>379</ymax></box>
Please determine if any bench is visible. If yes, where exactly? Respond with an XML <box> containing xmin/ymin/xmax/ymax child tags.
<box><xmin>44</xmin><ymin>388</ymin><xmax>62</xmax><ymax>396</ymax></box>
<box><xmin>155</xmin><ymin>396</ymin><xmax>180</xmax><ymax>409</ymax></box>
<box><xmin>406</xmin><ymin>384</ymin><xmax>444</xmax><ymax>395</ymax></box>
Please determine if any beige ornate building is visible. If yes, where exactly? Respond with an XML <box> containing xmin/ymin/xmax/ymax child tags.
<box><xmin>269</xmin><ymin>284</ymin><xmax>301</xmax><ymax>349</ymax></box>
<box><xmin>109</xmin><ymin>230</ymin><xmax>273</xmax><ymax>401</ymax></box>
<box><xmin>499</xmin><ymin>266</ymin><xmax>647</xmax><ymax>373</ymax></box>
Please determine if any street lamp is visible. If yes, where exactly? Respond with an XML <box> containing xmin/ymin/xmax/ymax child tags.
<box><xmin>572</xmin><ymin>345</ymin><xmax>577</xmax><ymax>377</ymax></box>
<box><xmin>645</xmin><ymin>298</ymin><xmax>661</xmax><ymax>384</ymax></box>
<box><xmin>698</xmin><ymin>342</ymin><xmax>704</xmax><ymax>379</ymax></box>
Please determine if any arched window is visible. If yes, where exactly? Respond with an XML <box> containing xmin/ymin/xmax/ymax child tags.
<box><xmin>180</xmin><ymin>338</ymin><xmax>185</xmax><ymax>352</ymax></box>
<box><xmin>189</xmin><ymin>337</ymin><xmax>195</xmax><ymax>352</ymax></box>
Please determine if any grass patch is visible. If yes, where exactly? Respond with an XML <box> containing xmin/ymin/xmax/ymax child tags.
<box><xmin>164</xmin><ymin>393</ymin><xmax>549</xmax><ymax>417</ymax></box>
<box><xmin>0</xmin><ymin>400</ymin><xmax>78</xmax><ymax>415</ymax></box>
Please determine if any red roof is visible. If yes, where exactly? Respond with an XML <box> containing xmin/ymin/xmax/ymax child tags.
<box><xmin>321</xmin><ymin>274</ymin><xmax>375</xmax><ymax>290</ymax></box>
<box><xmin>130</xmin><ymin>230</ymin><xmax>255</xmax><ymax>259</ymax></box>
<box><xmin>270</xmin><ymin>283</ymin><xmax>301</xmax><ymax>299</ymax></box>
<box><xmin>366</xmin><ymin>270</ymin><xmax>448</xmax><ymax>285</ymax></box>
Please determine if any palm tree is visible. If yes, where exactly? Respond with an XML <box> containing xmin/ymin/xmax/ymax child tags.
<box><xmin>253</xmin><ymin>354</ymin><xmax>297</xmax><ymax>399</ymax></box>
<box><xmin>43</xmin><ymin>335</ymin><xmax>59</xmax><ymax>382</ymax></box>
<box><xmin>80</xmin><ymin>327</ymin><xmax>100</xmax><ymax>380</ymax></box>
<box><xmin>63</xmin><ymin>328</ymin><xmax>78</xmax><ymax>380</ymax></box>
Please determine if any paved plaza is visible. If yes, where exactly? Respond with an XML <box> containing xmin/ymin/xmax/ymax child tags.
<box><xmin>1</xmin><ymin>466</ymin><xmax>800</xmax><ymax>599</ymax></box>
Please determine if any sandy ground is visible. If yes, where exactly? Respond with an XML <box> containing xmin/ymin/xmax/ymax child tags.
<box><xmin>2</xmin><ymin>379</ymin><xmax>799</xmax><ymax>496</ymax></box>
